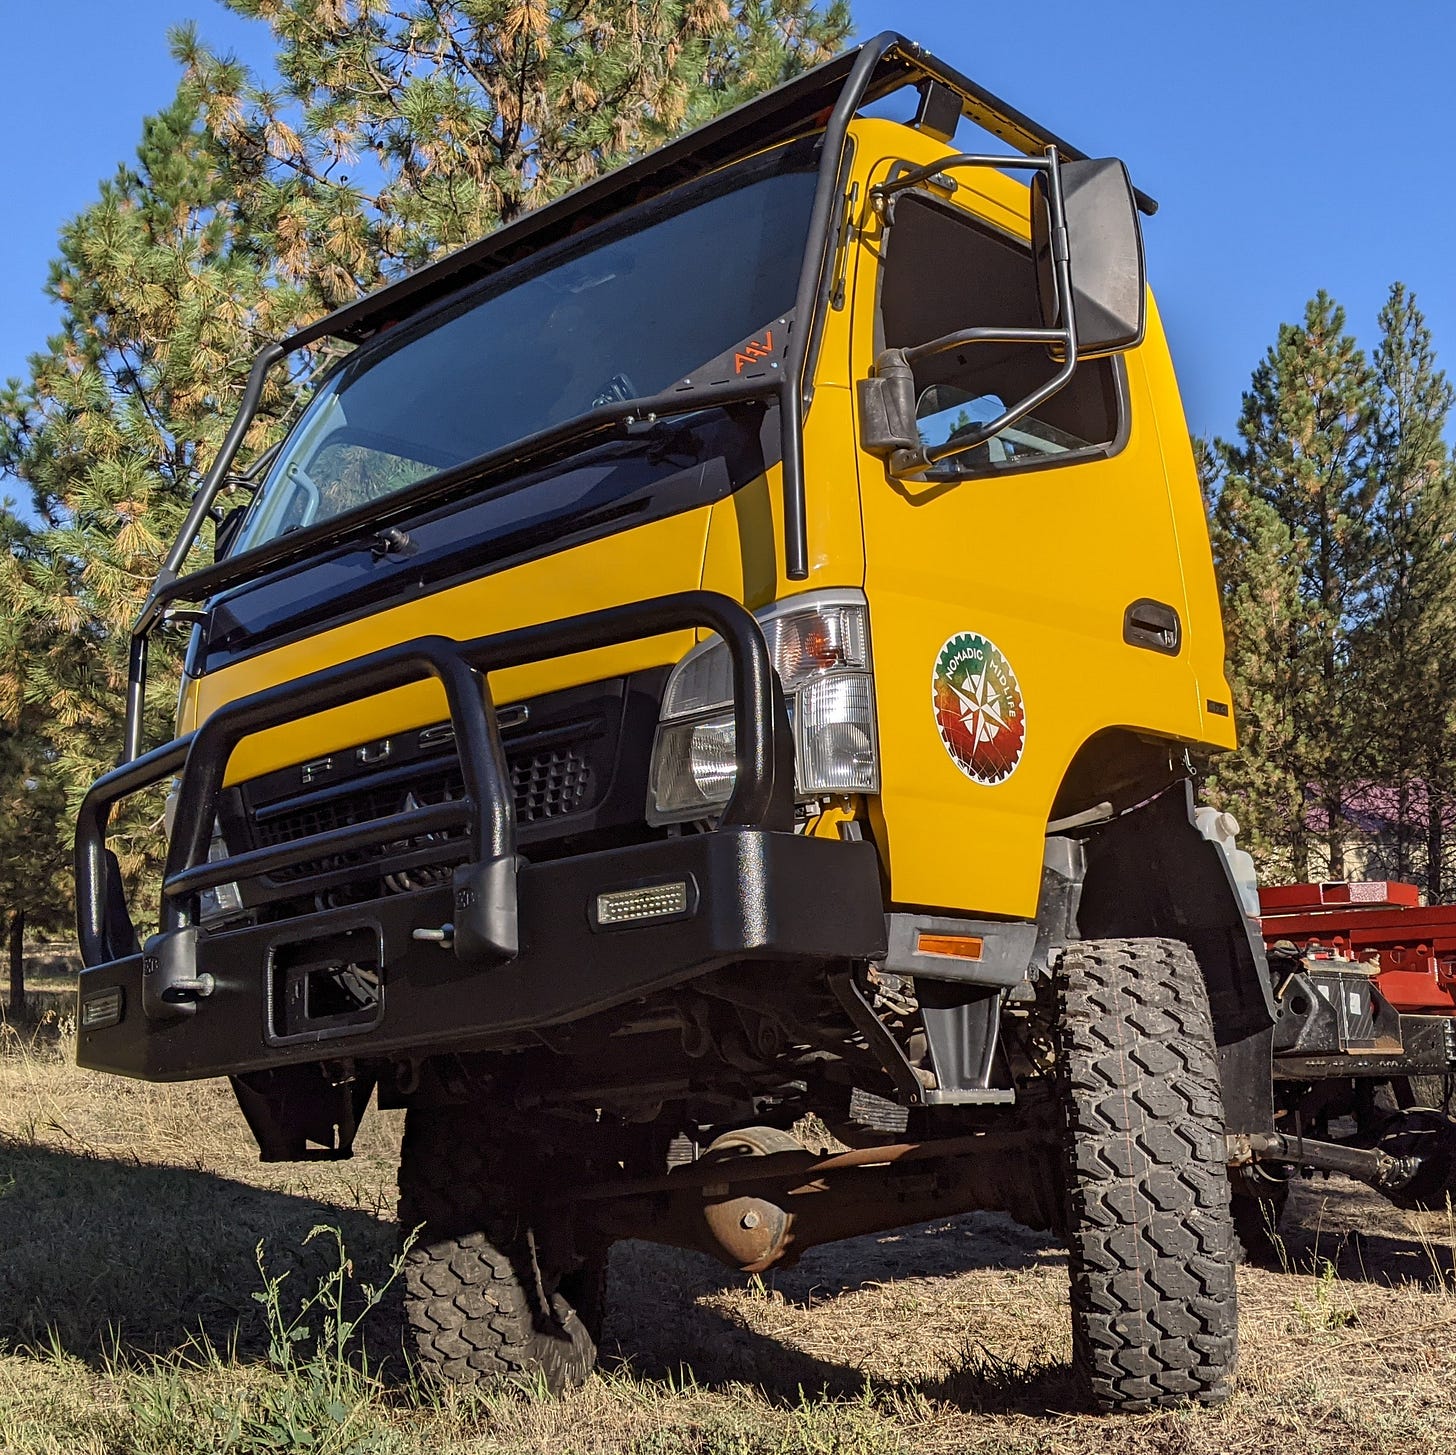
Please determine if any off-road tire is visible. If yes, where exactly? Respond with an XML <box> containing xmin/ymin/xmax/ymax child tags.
<box><xmin>1055</xmin><ymin>938</ymin><xmax>1238</xmax><ymax>1411</ymax></box>
<box><xmin>397</xmin><ymin>1106</ymin><xmax>598</xmax><ymax>1390</ymax></box>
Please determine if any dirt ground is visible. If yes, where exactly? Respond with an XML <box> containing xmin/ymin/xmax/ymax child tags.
<box><xmin>4</xmin><ymin>976</ymin><xmax>1456</xmax><ymax>1453</ymax></box>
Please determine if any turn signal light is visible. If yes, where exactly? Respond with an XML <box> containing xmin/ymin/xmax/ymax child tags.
<box><xmin>650</xmin><ymin>592</ymin><xmax>878</xmax><ymax>821</ymax></box>
<box><xmin>914</xmin><ymin>932</ymin><xmax>985</xmax><ymax>962</ymax></box>
<box><xmin>81</xmin><ymin>986</ymin><xmax>125</xmax><ymax>1029</ymax></box>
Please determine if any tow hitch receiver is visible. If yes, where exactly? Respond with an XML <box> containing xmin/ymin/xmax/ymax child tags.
<box><xmin>267</xmin><ymin>925</ymin><xmax>385</xmax><ymax>1044</ymax></box>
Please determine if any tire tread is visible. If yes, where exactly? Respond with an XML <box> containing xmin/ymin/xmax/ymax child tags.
<box><xmin>1056</xmin><ymin>937</ymin><xmax>1238</xmax><ymax>1411</ymax></box>
<box><xmin>397</xmin><ymin>1107</ymin><xmax>597</xmax><ymax>1390</ymax></box>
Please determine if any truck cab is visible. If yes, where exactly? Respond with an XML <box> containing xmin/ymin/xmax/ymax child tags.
<box><xmin>76</xmin><ymin>34</ymin><xmax>1279</xmax><ymax>1412</ymax></box>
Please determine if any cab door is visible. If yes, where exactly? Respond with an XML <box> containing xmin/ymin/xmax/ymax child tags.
<box><xmin>848</xmin><ymin>122</ymin><xmax>1206</xmax><ymax>918</ymax></box>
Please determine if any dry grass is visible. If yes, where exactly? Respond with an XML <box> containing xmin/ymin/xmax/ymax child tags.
<box><xmin>5</xmin><ymin>1022</ymin><xmax>1456</xmax><ymax>1453</ymax></box>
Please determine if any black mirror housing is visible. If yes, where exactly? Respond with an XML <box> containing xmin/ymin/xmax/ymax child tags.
<box><xmin>1033</xmin><ymin>158</ymin><xmax>1145</xmax><ymax>357</ymax></box>
<box><xmin>857</xmin><ymin>351</ymin><xmax>919</xmax><ymax>459</ymax></box>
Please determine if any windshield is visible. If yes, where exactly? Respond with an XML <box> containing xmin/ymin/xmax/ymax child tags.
<box><xmin>235</xmin><ymin>143</ymin><xmax>819</xmax><ymax>553</ymax></box>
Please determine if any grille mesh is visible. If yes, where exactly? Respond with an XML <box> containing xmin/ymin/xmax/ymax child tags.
<box><xmin>251</xmin><ymin>741</ymin><xmax>594</xmax><ymax>883</ymax></box>
<box><xmin>513</xmin><ymin>747</ymin><xmax>593</xmax><ymax>823</ymax></box>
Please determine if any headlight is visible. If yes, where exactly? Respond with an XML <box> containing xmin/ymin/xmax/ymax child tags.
<box><xmin>649</xmin><ymin>592</ymin><xmax>878</xmax><ymax>821</ymax></box>
<box><xmin>163</xmin><ymin>786</ymin><xmax>244</xmax><ymax>922</ymax></box>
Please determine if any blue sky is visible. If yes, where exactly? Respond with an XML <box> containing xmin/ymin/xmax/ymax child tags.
<box><xmin>3</xmin><ymin>0</ymin><xmax>1454</xmax><ymax>506</ymax></box>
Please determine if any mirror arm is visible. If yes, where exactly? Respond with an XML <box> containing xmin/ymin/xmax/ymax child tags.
<box><xmin>903</xmin><ymin>325</ymin><xmax>1066</xmax><ymax>366</ymax></box>
<box><xmin>884</xmin><ymin>148</ymin><xmax>1082</xmax><ymax>477</ymax></box>
<box><xmin>891</xmin><ymin>344</ymin><xmax>1078</xmax><ymax>475</ymax></box>
<box><xmin>870</xmin><ymin>151</ymin><xmax>1054</xmax><ymax>217</ymax></box>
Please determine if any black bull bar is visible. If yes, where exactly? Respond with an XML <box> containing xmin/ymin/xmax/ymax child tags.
<box><xmin>74</xmin><ymin>591</ymin><xmax>887</xmax><ymax>1078</ymax></box>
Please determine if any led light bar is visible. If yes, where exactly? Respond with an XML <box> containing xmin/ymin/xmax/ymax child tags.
<box><xmin>594</xmin><ymin>880</ymin><xmax>693</xmax><ymax>928</ymax></box>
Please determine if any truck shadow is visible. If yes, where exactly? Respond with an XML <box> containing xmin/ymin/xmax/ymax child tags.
<box><xmin>0</xmin><ymin>1136</ymin><xmax>396</xmax><ymax>1367</ymax></box>
<box><xmin>7</xmin><ymin>1135</ymin><xmax>1450</xmax><ymax>1419</ymax></box>
<box><xmin>0</xmin><ymin>1136</ymin><xmax>1075</xmax><ymax>1412</ymax></box>
<box><xmin>601</xmin><ymin>1213</ymin><xmax>1081</xmax><ymax>1414</ymax></box>
<box><xmin>1262</xmin><ymin>1176</ymin><xmax>1456</xmax><ymax>1284</ymax></box>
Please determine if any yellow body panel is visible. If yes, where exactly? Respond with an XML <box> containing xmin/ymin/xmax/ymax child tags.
<box><xmin>699</xmin><ymin>384</ymin><xmax>865</xmax><ymax>606</ymax></box>
<box><xmin>179</xmin><ymin>114</ymin><xmax>1234</xmax><ymax>924</ymax></box>
<box><xmin>842</xmin><ymin>121</ymin><xmax>1232</xmax><ymax>918</ymax></box>
<box><xmin>192</xmin><ymin>508</ymin><xmax>711</xmax><ymax>786</ymax></box>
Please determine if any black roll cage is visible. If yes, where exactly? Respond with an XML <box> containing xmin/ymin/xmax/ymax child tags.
<box><xmin>121</xmin><ymin>31</ymin><xmax>1156</xmax><ymax>764</ymax></box>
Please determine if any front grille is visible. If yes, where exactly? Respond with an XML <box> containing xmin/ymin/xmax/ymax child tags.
<box><xmin>221</xmin><ymin>669</ymin><xmax>666</xmax><ymax>909</ymax></box>
<box><xmin>513</xmin><ymin>745</ymin><xmax>593</xmax><ymax>823</ymax></box>
<box><xmin>251</xmin><ymin>742</ymin><xmax>595</xmax><ymax>884</ymax></box>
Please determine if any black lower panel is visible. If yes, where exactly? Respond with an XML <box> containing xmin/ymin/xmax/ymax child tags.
<box><xmin>76</xmin><ymin>830</ymin><xmax>886</xmax><ymax>1082</ymax></box>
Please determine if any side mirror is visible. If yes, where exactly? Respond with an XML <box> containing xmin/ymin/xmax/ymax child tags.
<box><xmin>212</xmin><ymin>501</ymin><xmax>250</xmax><ymax>559</ymax></box>
<box><xmin>1032</xmin><ymin>158</ymin><xmax>1145</xmax><ymax>357</ymax></box>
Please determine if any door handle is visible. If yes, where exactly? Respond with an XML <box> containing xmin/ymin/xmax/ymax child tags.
<box><xmin>1123</xmin><ymin>599</ymin><xmax>1181</xmax><ymax>655</ymax></box>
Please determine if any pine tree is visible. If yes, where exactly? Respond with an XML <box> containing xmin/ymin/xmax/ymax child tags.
<box><xmin>0</xmin><ymin>3</ymin><xmax>850</xmax><ymax>905</ymax></box>
<box><xmin>188</xmin><ymin>0</ymin><xmax>852</xmax><ymax>277</ymax></box>
<box><xmin>1204</xmin><ymin>449</ymin><xmax>1308</xmax><ymax>880</ymax></box>
<box><xmin>1359</xmin><ymin>283</ymin><xmax>1456</xmax><ymax>898</ymax></box>
<box><xmin>0</xmin><ymin>85</ymin><xmax>316</xmax><ymax>905</ymax></box>
<box><xmin>1206</xmin><ymin>293</ymin><xmax>1376</xmax><ymax>879</ymax></box>
<box><xmin>0</xmin><ymin>508</ymin><xmax>73</xmax><ymax>959</ymax></box>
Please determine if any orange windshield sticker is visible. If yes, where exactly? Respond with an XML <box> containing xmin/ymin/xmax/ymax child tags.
<box><xmin>733</xmin><ymin>329</ymin><xmax>775</xmax><ymax>373</ymax></box>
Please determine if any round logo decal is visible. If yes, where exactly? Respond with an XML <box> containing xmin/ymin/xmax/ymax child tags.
<box><xmin>932</xmin><ymin>633</ymin><xmax>1026</xmax><ymax>784</ymax></box>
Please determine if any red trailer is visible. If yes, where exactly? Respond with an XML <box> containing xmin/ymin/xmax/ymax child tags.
<box><xmin>1259</xmin><ymin>880</ymin><xmax>1456</xmax><ymax>1015</ymax></box>
<box><xmin>1232</xmin><ymin>878</ymin><xmax>1456</xmax><ymax>1244</ymax></box>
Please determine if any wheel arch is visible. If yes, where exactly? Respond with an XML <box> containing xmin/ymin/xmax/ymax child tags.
<box><xmin>1070</xmin><ymin>778</ymin><xmax>1276</xmax><ymax>1135</ymax></box>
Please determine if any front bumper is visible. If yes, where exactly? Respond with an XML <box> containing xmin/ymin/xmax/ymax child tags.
<box><xmin>77</xmin><ymin>828</ymin><xmax>885</xmax><ymax>1081</ymax></box>
<box><xmin>75</xmin><ymin>591</ymin><xmax>887</xmax><ymax>1082</ymax></box>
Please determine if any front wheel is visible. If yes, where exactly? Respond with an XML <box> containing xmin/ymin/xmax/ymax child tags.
<box><xmin>1055</xmin><ymin>937</ymin><xmax>1238</xmax><ymax>1411</ymax></box>
<box><xmin>397</xmin><ymin>1106</ymin><xmax>600</xmax><ymax>1391</ymax></box>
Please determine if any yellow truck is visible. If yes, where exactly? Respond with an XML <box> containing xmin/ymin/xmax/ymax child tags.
<box><xmin>72</xmin><ymin>32</ymin><xmax>1456</xmax><ymax>1411</ymax></box>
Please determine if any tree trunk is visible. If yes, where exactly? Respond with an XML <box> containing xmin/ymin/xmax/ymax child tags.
<box><xmin>7</xmin><ymin>910</ymin><xmax>24</xmax><ymax>1018</ymax></box>
<box><xmin>1429</xmin><ymin>800</ymin><xmax>1445</xmax><ymax>903</ymax></box>
<box><xmin>1326</xmin><ymin>795</ymin><xmax>1345</xmax><ymax>882</ymax></box>
<box><xmin>1395</xmin><ymin>779</ymin><xmax>1412</xmax><ymax>883</ymax></box>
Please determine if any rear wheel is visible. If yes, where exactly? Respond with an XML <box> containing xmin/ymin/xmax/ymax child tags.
<box><xmin>1373</xmin><ymin>1106</ymin><xmax>1456</xmax><ymax>1211</ymax></box>
<box><xmin>1055</xmin><ymin>937</ymin><xmax>1238</xmax><ymax>1411</ymax></box>
<box><xmin>397</xmin><ymin>1106</ymin><xmax>600</xmax><ymax>1390</ymax></box>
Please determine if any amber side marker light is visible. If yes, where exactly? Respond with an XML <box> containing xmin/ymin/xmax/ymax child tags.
<box><xmin>915</xmin><ymin>932</ymin><xmax>985</xmax><ymax>962</ymax></box>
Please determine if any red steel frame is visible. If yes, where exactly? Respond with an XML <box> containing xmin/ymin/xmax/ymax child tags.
<box><xmin>1258</xmin><ymin>881</ymin><xmax>1456</xmax><ymax>1014</ymax></box>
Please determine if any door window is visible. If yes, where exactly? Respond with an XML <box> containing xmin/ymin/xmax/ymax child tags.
<box><xmin>879</xmin><ymin>190</ymin><xmax>1123</xmax><ymax>477</ymax></box>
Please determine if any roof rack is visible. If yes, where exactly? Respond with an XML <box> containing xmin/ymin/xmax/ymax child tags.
<box><xmin>287</xmin><ymin>31</ymin><xmax>1156</xmax><ymax>351</ymax></box>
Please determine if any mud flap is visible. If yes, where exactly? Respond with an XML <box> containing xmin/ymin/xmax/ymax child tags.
<box><xmin>1076</xmin><ymin>781</ymin><xmax>1276</xmax><ymax>1135</ymax></box>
